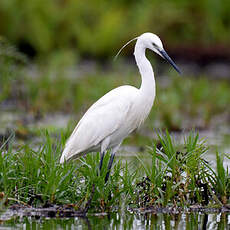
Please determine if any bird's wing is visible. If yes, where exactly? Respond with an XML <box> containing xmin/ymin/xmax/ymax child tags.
<box><xmin>61</xmin><ymin>86</ymin><xmax>138</xmax><ymax>162</ymax></box>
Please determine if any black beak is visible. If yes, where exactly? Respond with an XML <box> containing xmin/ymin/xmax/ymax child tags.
<box><xmin>159</xmin><ymin>49</ymin><xmax>181</xmax><ymax>75</ymax></box>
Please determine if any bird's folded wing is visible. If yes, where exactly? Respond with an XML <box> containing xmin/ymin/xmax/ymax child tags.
<box><xmin>61</xmin><ymin>92</ymin><xmax>134</xmax><ymax>161</ymax></box>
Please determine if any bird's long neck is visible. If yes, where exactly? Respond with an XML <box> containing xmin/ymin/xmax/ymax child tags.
<box><xmin>134</xmin><ymin>42</ymin><xmax>156</xmax><ymax>100</ymax></box>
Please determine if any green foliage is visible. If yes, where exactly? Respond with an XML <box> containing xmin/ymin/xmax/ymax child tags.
<box><xmin>0</xmin><ymin>131</ymin><xmax>229</xmax><ymax>212</ymax></box>
<box><xmin>77</xmin><ymin>152</ymin><xmax>123</xmax><ymax>212</ymax></box>
<box><xmin>2</xmin><ymin>62</ymin><xmax>230</xmax><ymax>131</ymax></box>
<box><xmin>153</xmin><ymin>76</ymin><xmax>230</xmax><ymax>130</ymax></box>
<box><xmin>0</xmin><ymin>132</ymin><xmax>80</xmax><ymax>206</ymax></box>
<box><xmin>0</xmin><ymin>39</ymin><xmax>26</xmax><ymax>102</ymax></box>
<box><xmin>0</xmin><ymin>132</ymin><xmax>132</xmax><ymax>211</ymax></box>
<box><xmin>18</xmin><ymin>75</ymin><xmax>230</xmax><ymax>143</ymax></box>
<box><xmin>136</xmin><ymin>131</ymin><xmax>230</xmax><ymax>207</ymax></box>
<box><xmin>0</xmin><ymin>0</ymin><xmax>229</xmax><ymax>57</ymax></box>
<box><xmin>208</xmin><ymin>152</ymin><xmax>230</xmax><ymax>204</ymax></box>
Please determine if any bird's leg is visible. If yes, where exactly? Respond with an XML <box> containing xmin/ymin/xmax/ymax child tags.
<box><xmin>99</xmin><ymin>151</ymin><xmax>105</xmax><ymax>172</ymax></box>
<box><xmin>105</xmin><ymin>152</ymin><xmax>115</xmax><ymax>183</ymax></box>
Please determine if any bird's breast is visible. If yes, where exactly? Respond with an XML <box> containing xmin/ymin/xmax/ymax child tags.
<box><xmin>135</xmin><ymin>91</ymin><xmax>155</xmax><ymax>127</ymax></box>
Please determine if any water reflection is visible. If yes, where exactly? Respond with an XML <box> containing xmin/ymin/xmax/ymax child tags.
<box><xmin>1</xmin><ymin>212</ymin><xmax>229</xmax><ymax>229</ymax></box>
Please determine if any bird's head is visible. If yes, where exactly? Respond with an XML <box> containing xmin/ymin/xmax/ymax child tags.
<box><xmin>115</xmin><ymin>32</ymin><xmax>181</xmax><ymax>74</ymax></box>
<box><xmin>137</xmin><ymin>32</ymin><xmax>181</xmax><ymax>74</ymax></box>
<box><xmin>138</xmin><ymin>33</ymin><xmax>163</xmax><ymax>54</ymax></box>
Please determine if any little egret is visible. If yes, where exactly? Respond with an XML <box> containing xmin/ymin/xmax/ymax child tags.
<box><xmin>60</xmin><ymin>32</ymin><xmax>181</xmax><ymax>181</ymax></box>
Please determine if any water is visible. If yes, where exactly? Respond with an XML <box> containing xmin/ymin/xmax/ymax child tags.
<box><xmin>1</xmin><ymin>211</ymin><xmax>230</xmax><ymax>229</ymax></box>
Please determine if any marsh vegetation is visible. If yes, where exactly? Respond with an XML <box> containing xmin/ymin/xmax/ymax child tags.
<box><xmin>0</xmin><ymin>131</ymin><xmax>229</xmax><ymax>214</ymax></box>
<box><xmin>0</xmin><ymin>6</ymin><xmax>230</xmax><ymax>227</ymax></box>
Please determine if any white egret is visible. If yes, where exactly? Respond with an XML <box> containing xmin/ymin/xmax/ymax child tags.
<box><xmin>60</xmin><ymin>32</ymin><xmax>181</xmax><ymax>181</ymax></box>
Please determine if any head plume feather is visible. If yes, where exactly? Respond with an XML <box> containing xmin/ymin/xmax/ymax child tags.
<box><xmin>114</xmin><ymin>36</ymin><xmax>139</xmax><ymax>61</ymax></box>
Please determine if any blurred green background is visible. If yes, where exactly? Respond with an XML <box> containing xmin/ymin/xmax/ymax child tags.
<box><xmin>0</xmin><ymin>0</ymin><xmax>230</xmax><ymax>148</ymax></box>
<box><xmin>0</xmin><ymin>0</ymin><xmax>230</xmax><ymax>59</ymax></box>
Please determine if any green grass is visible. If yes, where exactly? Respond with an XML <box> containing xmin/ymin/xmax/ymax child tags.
<box><xmin>0</xmin><ymin>131</ymin><xmax>132</xmax><ymax>212</ymax></box>
<box><xmin>208</xmin><ymin>152</ymin><xmax>230</xmax><ymax>205</ymax></box>
<box><xmin>136</xmin><ymin>131</ymin><xmax>219</xmax><ymax>207</ymax></box>
<box><xmin>0</xmin><ymin>131</ymin><xmax>229</xmax><ymax>212</ymax></box>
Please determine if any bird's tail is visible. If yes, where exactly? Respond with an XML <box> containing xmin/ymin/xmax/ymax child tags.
<box><xmin>60</xmin><ymin>153</ymin><xmax>66</xmax><ymax>164</ymax></box>
<box><xmin>60</xmin><ymin>144</ymin><xmax>84</xmax><ymax>164</ymax></box>
<box><xmin>60</xmin><ymin>142</ymin><xmax>71</xmax><ymax>163</ymax></box>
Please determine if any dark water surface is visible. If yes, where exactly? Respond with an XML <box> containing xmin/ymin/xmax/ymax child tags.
<box><xmin>1</xmin><ymin>210</ymin><xmax>230</xmax><ymax>229</ymax></box>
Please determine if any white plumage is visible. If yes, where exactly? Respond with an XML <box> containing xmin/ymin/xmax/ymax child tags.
<box><xmin>60</xmin><ymin>32</ymin><xmax>180</xmax><ymax>164</ymax></box>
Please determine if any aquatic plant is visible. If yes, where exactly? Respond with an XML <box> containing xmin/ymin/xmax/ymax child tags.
<box><xmin>0</xmin><ymin>131</ymin><xmax>229</xmax><ymax>212</ymax></box>
<box><xmin>135</xmin><ymin>131</ymin><xmax>229</xmax><ymax>208</ymax></box>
